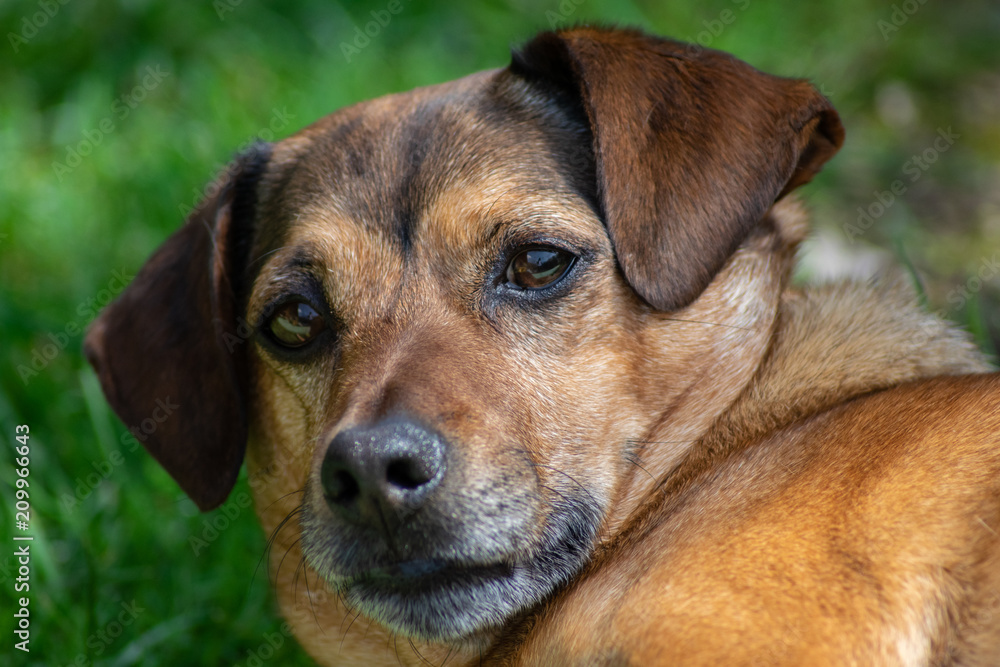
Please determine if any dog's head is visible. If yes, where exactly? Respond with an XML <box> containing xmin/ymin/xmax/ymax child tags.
<box><xmin>85</xmin><ymin>26</ymin><xmax>841</xmax><ymax>655</ymax></box>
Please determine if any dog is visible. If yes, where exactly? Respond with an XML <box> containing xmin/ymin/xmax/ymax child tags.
<box><xmin>84</xmin><ymin>26</ymin><xmax>1000</xmax><ymax>666</ymax></box>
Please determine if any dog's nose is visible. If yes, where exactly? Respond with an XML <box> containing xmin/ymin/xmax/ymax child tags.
<box><xmin>320</xmin><ymin>417</ymin><xmax>446</xmax><ymax>527</ymax></box>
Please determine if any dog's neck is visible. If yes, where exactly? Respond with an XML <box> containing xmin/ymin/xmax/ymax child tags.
<box><xmin>604</xmin><ymin>196</ymin><xmax>991</xmax><ymax>543</ymax></box>
<box><xmin>708</xmin><ymin>274</ymin><xmax>992</xmax><ymax>453</ymax></box>
<box><xmin>604</xmin><ymin>198</ymin><xmax>804</xmax><ymax>533</ymax></box>
<box><xmin>605</xmin><ymin>253</ymin><xmax>992</xmax><ymax>555</ymax></box>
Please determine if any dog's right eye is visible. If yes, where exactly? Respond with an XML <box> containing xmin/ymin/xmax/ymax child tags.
<box><xmin>266</xmin><ymin>301</ymin><xmax>327</xmax><ymax>348</ymax></box>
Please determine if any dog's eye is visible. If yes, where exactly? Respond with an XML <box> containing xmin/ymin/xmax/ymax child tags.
<box><xmin>267</xmin><ymin>301</ymin><xmax>326</xmax><ymax>348</ymax></box>
<box><xmin>505</xmin><ymin>247</ymin><xmax>575</xmax><ymax>290</ymax></box>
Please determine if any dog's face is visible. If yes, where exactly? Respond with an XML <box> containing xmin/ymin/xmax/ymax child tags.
<box><xmin>85</xmin><ymin>27</ymin><xmax>842</xmax><ymax>660</ymax></box>
<box><xmin>253</xmin><ymin>72</ymin><xmax>640</xmax><ymax>640</ymax></box>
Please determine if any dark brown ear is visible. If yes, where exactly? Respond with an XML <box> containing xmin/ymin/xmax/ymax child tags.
<box><xmin>510</xmin><ymin>27</ymin><xmax>844</xmax><ymax>310</ymax></box>
<box><xmin>83</xmin><ymin>143</ymin><xmax>271</xmax><ymax>511</ymax></box>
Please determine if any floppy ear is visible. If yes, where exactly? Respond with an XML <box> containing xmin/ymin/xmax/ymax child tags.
<box><xmin>510</xmin><ymin>27</ymin><xmax>844</xmax><ymax>310</ymax></box>
<box><xmin>83</xmin><ymin>143</ymin><xmax>271</xmax><ymax>511</ymax></box>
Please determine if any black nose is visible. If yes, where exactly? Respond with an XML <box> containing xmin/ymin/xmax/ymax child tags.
<box><xmin>320</xmin><ymin>417</ymin><xmax>446</xmax><ymax>528</ymax></box>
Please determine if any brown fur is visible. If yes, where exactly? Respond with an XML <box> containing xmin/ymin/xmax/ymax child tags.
<box><xmin>83</xmin><ymin>26</ymin><xmax>998</xmax><ymax>666</ymax></box>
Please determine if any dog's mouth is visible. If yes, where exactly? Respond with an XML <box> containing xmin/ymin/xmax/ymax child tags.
<box><xmin>302</xmin><ymin>496</ymin><xmax>600</xmax><ymax>643</ymax></box>
<box><xmin>351</xmin><ymin>558</ymin><xmax>513</xmax><ymax>587</ymax></box>
<box><xmin>341</xmin><ymin>558</ymin><xmax>518</xmax><ymax>625</ymax></box>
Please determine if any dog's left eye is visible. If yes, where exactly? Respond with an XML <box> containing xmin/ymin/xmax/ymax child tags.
<box><xmin>267</xmin><ymin>301</ymin><xmax>327</xmax><ymax>348</ymax></box>
<box><xmin>505</xmin><ymin>247</ymin><xmax>575</xmax><ymax>290</ymax></box>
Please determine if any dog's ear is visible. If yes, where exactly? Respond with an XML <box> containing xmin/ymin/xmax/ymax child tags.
<box><xmin>510</xmin><ymin>27</ymin><xmax>844</xmax><ymax>310</ymax></box>
<box><xmin>84</xmin><ymin>143</ymin><xmax>271</xmax><ymax>511</ymax></box>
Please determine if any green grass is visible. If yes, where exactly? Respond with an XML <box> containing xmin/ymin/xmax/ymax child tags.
<box><xmin>1</xmin><ymin>0</ymin><xmax>998</xmax><ymax>664</ymax></box>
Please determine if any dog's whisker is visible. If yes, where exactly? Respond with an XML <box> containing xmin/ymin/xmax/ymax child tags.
<box><xmin>539</xmin><ymin>483</ymin><xmax>573</xmax><ymax>507</ymax></box>
<box><xmin>291</xmin><ymin>547</ymin><xmax>308</xmax><ymax>607</ymax></box>
<box><xmin>292</xmin><ymin>550</ymin><xmax>329</xmax><ymax>636</ymax></box>
<box><xmin>280</xmin><ymin>535</ymin><xmax>304</xmax><ymax>598</ymax></box>
<box><xmin>339</xmin><ymin>583</ymin><xmax>354</xmax><ymax>617</ymax></box>
<box><xmin>624</xmin><ymin>451</ymin><xmax>656</xmax><ymax>482</ymax></box>
<box><xmin>262</xmin><ymin>503</ymin><xmax>304</xmax><ymax>555</ymax></box>
<box><xmin>439</xmin><ymin>643</ymin><xmax>456</xmax><ymax>667</ymax></box>
<box><xmin>527</xmin><ymin>461</ymin><xmax>600</xmax><ymax>509</ymax></box>
<box><xmin>393</xmin><ymin>634</ymin><xmax>404</xmax><ymax>667</ymax></box>
<box><xmin>374</xmin><ymin>503</ymin><xmax>399</xmax><ymax>554</ymax></box>
<box><xmin>630</xmin><ymin>439</ymin><xmax>697</xmax><ymax>445</ymax></box>
<box><xmin>407</xmin><ymin>637</ymin><xmax>435</xmax><ymax>667</ymax></box>
<box><xmin>252</xmin><ymin>502</ymin><xmax>304</xmax><ymax>590</ymax></box>
<box><xmin>291</xmin><ymin>552</ymin><xmax>304</xmax><ymax>605</ymax></box>
<box><xmin>301</xmin><ymin>556</ymin><xmax>327</xmax><ymax>631</ymax></box>
<box><xmin>661</xmin><ymin>316</ymin><xmax>754</xmax><ymax>331</ymax></box>
<box><xmin>260</xmin><ymin>487</ymin><xmax>306</xmax><ymax>514</ymax></box>
<box><xmin>249</xmin><ymin>244</ymin><xmax>295</xmax><ymax>268</ymax></box>
<box><xmin>340</xmin><ymin>608</ymin><xmax>363</xmax><ymax>646</ymax></box>
<box><xmin>484</xmin><ymin>186</ymin><xmax>521</xmax><ymax>225</ymax></box>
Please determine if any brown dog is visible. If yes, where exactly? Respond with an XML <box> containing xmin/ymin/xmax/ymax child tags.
<box><xmin>85</xmin><ymin>26</ymin><xmax>999</xmax><ymax>666</ymax></box>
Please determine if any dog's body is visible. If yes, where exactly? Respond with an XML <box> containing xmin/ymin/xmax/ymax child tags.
<box><xmin>84</xmin><ymin>27</ymin><xmax>999</xmax><ymax>666</ymax></box>
<box><xmin>490</xmin><ymin>277</ymin><xmax>1000</xmax><ymax>665</ymax></box>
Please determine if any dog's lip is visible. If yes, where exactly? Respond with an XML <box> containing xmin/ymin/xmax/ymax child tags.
<box><xmin>348</xmin><ymin>558</ymin><xmax>514</xmax><ymax>588</ymax></box>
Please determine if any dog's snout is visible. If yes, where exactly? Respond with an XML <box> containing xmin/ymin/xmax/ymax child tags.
<box><xmin>320</xmin><ymin>418</ymin><xmax>446</xmax><ymax>526</ymax></box>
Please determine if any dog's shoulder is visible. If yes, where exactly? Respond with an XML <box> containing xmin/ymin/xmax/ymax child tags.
<box><xmin>495</xmin><ymin>373</ymin><xmax>1000</xmax><ymax>666</ymax></box>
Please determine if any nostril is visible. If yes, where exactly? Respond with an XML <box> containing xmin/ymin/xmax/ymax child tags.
<box><xmin>322</xmin><ymin>461</ymin><xmax>361</xmax><ymax>506</ymax></box>
<box><xmin>386</xmin><ymin>458</ymin><xmax>433</xmax><ymax>490</ymax></box>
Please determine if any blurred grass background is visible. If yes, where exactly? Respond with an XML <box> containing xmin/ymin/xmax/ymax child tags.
<box><xmin>1</xmin><ymin>0</ymin><xmax>997</xmax><ymax>664</ymax></box>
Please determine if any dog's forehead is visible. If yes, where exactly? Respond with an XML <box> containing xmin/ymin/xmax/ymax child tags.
<box><xmin>264</xmin><ymin>70</ymin><xmax>591</xmax><ymax>232</ymax></box>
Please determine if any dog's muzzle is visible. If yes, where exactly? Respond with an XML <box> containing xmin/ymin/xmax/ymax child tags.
<box><xmin>301</xmin><ymin>414</ymin><xmax>600</xmax><ymax>642</ymax></box>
